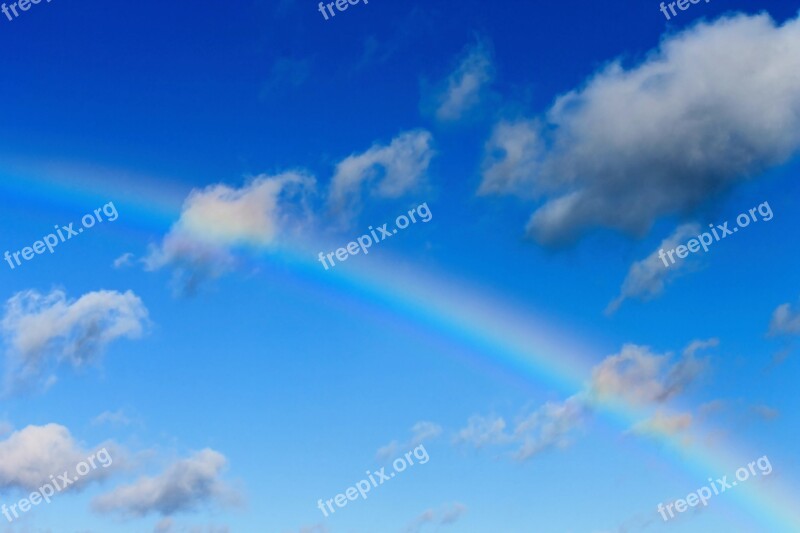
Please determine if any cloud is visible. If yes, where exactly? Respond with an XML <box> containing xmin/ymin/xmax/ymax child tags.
<box><xmin>630</xmin><ymin>410</ymin><xmax>693</xmax><ymax>437</ymax></box>
<box><xmin>92</xmin><ymin>449</ymin><xmax>239</xmax><ymax>518</ymax></box>
<box><xmin>92</xmin><ymin>410</ymin><xmax>133</xmax><ymax>428</ymax></box>
<box><xmin>590</xmin><ymin>341</ymin><xmax>713</xmax><ymax>406</ymax></box>
<box><xmin>328</xmin><ymin>130</ymin><xmax>434</xmax><ymax>221</ymax></box>
<box><xmin>751</xmin><ymin>404</ymin><xmax>779</xmax><ymax>421</ymax></box>
<box><xmin>606</xmin><ymin>223</ymin><xmax>701</xmax><ymax>314</ymax></box>
<box><xmin>405</xmin><ymin>503</ymin><xmax>467</xmax><ymax>533</ymax></box>
<box><xmin>480</xmin><ymin>13</ymin><xmax>800</xmax><ymax>245</ymax></box>
<box><xmin>768</xmin><ymin>299</ymin><xmax>800</xmax><ymax>336</ymax></box>
<box><xmin>377</xmin><ymin>421</ymin><xmax>442</xmax><ymax>460</ymax></box>
<box><xmin>455</xmin><ymin>395</ymin><xmax>586</xmax><ymax>461</ymax></box>
<box><xmin>453</xmin><ymin>414</ymin><xmax>509</xmax><ymax>448</ymax></box>
<box><xmin>511</xmin><ymin>395</ymin><xmax>587</xmax><ymax>461</ymax></box>
<box><xmin>1</xmin><ymin>289</ymin><xmax>148</xmax><ymax>392</ymax></box>
<box><xmin>113</xmin><ymin>253</ymin><xmax>134</xmax><ymax>269</ymax></box>
<box><xmin>0</xmin><ymin>423</ymin><xmax>118</xmax><ymax>492</ymax></box>
<box><xmin>428</xmin><ymin>41</ymin><xmax>494</xmax><ymax>122</ymax></box>
<box><xmin>144</xmin><ymin>173</ymin><xmax>315</xmax><ymax>294</ymax></box>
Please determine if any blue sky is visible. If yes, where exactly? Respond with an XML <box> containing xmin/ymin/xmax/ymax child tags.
<box><xmin>1</xmin><ymin>0</ymin><xmax>800</xmax><ymax>531</ymax></box>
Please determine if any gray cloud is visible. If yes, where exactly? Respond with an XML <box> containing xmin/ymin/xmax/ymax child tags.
<box><xmin>93</xmin><ymin>449</ymin><xmax>239</xmax><ymax>518</ymax></box>
<box><xmin>0</xmin><ymin>423</ymin><xmax>119</xmax><ymax>492</ymax></box>
<box><xmin>606</xmin><ymin>223</ymin><xmax>701</xmax><ymax>314</ymax></box>
<box><xmin>328</xmin><ymin>130</ymin><xmax>434</xmax><ymax>222</ymax></box>
<box><xmin>768</xmin><ymin>299</ymin><xmax>800</xmax><ymax>336</ymax></box>
<box><xmin>1</xmin><ymin>289</ymin><xmax>148</xmax><ymax>392</ymax></box>
<box><xmin>480</xmin><ymin>13</ymin><xmax>800</xmax><ymax>245</ymax></box>
<box><xmin>429</xmin><ymin>41</ymin><xmax>494</xmax><ymax>122</ymax></box>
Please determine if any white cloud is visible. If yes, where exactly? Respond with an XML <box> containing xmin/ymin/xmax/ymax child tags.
<box><xmin>92</xmin><ymin>410</ymin><xmax>132</xmax><ymax>427</ymax></box>
<box><xmin>0</xmin><ymin>424</ymin><xmax>118</xmax><ymax>492</ymax></box>
<box><xmin>113</xmin><ymin>253</ymin><xmax>134</xmax><ymax>269</ymax></box>
<box><xmin>377</xmin><ymin>421</ymin><xmax>442</xmax><ymax>460</ymax></box>
<box><xmin>144</xmin><ymin>173</ymin><xmax>315</xmax><ymax>294</ymax></box>
<box><xmin>455</xmin><ymin>396</ymin><xmax>586</xmax><ymax>461</ymax></box>
<box><xmin>606</xmin><ymin>223</ymin><xmax>701</xmax><ymax>314</ymax></box>
<box><xmin>405</xmin><ymin>503</ymin><xmax>467</xmax><ymax>533</ymax></box>
<box><xmin>480</xmin><ymin>13</ymin><xmax>800</xmax><ymax>245</ymax></box>
<box><xmin>328</xmin><ymin>130</ymin><xmax>434</xmax><ymax>221</ymax></box>
<box><xmin>590</xmin><ymin>341</ymin><xmax>713</xmax><ymax>406</ymax></box>
<box><xmin>453</xmin><ymin>414</ymin><xmax>509</xmax><ymax>448</ymax></box>
<box><xmin>768</xmin><ymin>299</ymin><xmax>800</xmax><ymax>336</ymax></box>
<box><xmin>92</xmin><ymin>449</ymin><xmax>239</xmax><ymax>517</ymax></box>
<box><xmin>431</xmin><ymin>42</ymin><xmax>493</xmax><ymax>122</ymax></box>
<box><xmin>630</xmin><ymin>410</ymin><xmax>693</xmax><ymax>436</ymax></box>
<box><xmin>512</xmin><ymin>395</ymin><xmax>587</xmax><ymax>461</ymax></box>
<box><xmin>1</xmin><ymin>289</ymin><xmax>148</xmax><ymax>391</ymax></box>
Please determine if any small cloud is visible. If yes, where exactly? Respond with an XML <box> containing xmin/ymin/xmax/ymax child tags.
<box><xmin>92</xmin><ymin>409</ymin><xmax>133</xmax><ymax>428</ymax></box>
<box><xmin>425</xmin><ymin>40</ymin><xmax>494</xmax><ymax>122</ymax></box>
<box><xmin>751</xmin><ymin>404</ymin><xmax>779</xmax><ymax>421</ymax></box>
<box><xmin>606</xmin><ymin>223</ymin><xmax>702</xmax><ymax>315</ymax></box>
<box><xmin>453</xmin><ymin>415</ymin><xmax>509</xmax><ymax>448</ymax></box>
<box><xmin>589</xmin><ymin>341</ymin><xmax>711</xmax><ymax>406</ymax></box>
<box><xmin>768</xmin><ymin>299</ymin><xmax>800</xmax><ymax>336</ymax></box>
<box><xmin>405</xmin><ymin>503</ymin><xmax>467</xmax><ymax>532</ymax></box>
<box><xmin>0</xmin><ymin>423</ymin><xmax>120</xmax><ymax>492</ymax></box>
<box><xmin>1</xmin><ymin>289</ymin><xmax>149</xmax><ymax>393</ymax></box>
<box><xmin>456</xmin><ymin>395</ymin><xmax>586</xmax><ymax>462</ymax></box>
<box><xmin>92</xmin><ymin>449</ymin><xmax>240</xmax><ymax>518</ymax></box>
<box><xmin>630</xmin><ymin>410</ymin><xmax>693</xmax><ymax>437</ymax></box>
<box><xmin>328</xmin><ymin>130</ymin><xmax>435</xmax><ymax>223</ymax></box>
<box><xmin>377</xmin><ymin>421</ymin><xmax>442</xmax><ymax>460</ymax></box>
<box><xmin>113</xmin><ymin>253</ymin><xmax>135</xmax><ymax>269</ymax></box>
<box><xmin>144</xmin><ymin>173</ymin><xmax>315</xmax><ymax>294</ymax></box>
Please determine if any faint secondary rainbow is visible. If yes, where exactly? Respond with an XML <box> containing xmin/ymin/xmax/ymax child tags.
<box><xmin>3</xmin><ymin>165</ymin><xmax>799</xmax><ymax>530</ymax></box>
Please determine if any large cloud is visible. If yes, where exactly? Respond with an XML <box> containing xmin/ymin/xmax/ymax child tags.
<box><xmin>328</xmin><ymin>130</ymin><xmax>435</xmax><ymax>221</ymax></box>
<box><xmin>144</xmin><ymin>173</ymin><xmax>315</xmax><ymax>294</ymax></box>
<box><xmin>480</xmin><ymin>13</ymin><xmax>800</xmax><ymax>245</ymax></box>
<box><xmin>1</xmin><ymin>289</ymin><xmax>148</xmax><ymax>391</ymax></box>
<box><xmin>0</xmin><ymin>424</ymin><xmax>118</xmax><ymax>492</ymax></box>
<box><xmin>92</xmin><ymin>449</ymin><xmax>239</xmax><ymax>517</ymax></box>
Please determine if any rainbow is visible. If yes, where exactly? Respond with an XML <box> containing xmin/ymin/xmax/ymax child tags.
<box><xmin>3</xmin><ymin>163</ymin><xmax>799</xmax><ymax>530</ymax></box>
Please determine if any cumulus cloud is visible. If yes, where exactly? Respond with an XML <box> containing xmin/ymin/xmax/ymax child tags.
<box><xmin>480</xmin><ymin>13</ymin><xmax>800</xmax><ymax>245</ymax></box>
<box><xmin>768</xmin><ymin>299</ymin><xmax>800</xmax><ymax>336</ymax></box>
<box><xmin>1</xmin><ymin>289</ymin><xmax>148</xmax><ymax>391</ymax></box>
<box><xmin>405</xmin><ymin>503</ymin><xmax>467</xmax><ymax>533</ymax></box>
<box><xmin>92</xmin><ymin>449</ymin><xmax>239</xmax><ymax>517</ymax></box>
<box><xmin>144</xmin><ymin>173</ymin><xmax>315</xmax><ymax>294</ymax></box>
<box><xmin>606</xmin><ymin>223</ymin><xmax>701</xmax><ymax>314</ymax></box>
<box><xmin>377</xmin><ymin>421</ymin><xmax>442</xmax><ymax>460</ymax></box>
<box><xmin>590</xmin><ymin>341</ymin><xmax>713</xmax><ymax>406</ymax></box>
<box><xmin>429</xmin><ymin>41</ymin><xmax>493</xmax><ymax>121</ymax></box>
<box><xmin>0</xmin><ymin>423</ymin><xmax>118</xmax><ymax>492</ymax></box>
<box><xmin>328</xmin><ymin>130</ymin><xmax>434</xmax><ymax>221</ymax></box>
